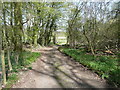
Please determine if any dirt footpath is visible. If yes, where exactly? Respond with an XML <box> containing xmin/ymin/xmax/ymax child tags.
<box><xmin>12</xmin><ymin>46</ymin><xmax>111</xmax><ymax>88</ymax></box>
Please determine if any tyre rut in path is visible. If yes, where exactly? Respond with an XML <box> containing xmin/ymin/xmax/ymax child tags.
<box><xmin>12</xmin><ymin>46</ymin><xmax>111</xmax><ymax>88</ymax></box>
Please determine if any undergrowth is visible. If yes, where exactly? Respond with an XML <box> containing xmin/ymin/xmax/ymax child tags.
<box><xmin>59</xmin><ymin>47</ymin><xmax>120</xmax><ymax>87</ymax></box>
<box><xmin>5</xmin><ymin>51</ymin><xmax>41</xmax><ymax>88</ymax></box>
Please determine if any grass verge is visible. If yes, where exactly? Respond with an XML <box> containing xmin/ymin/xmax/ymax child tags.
<box><xmin>5</xmin><ymin>51</ymin><xmax>41</xmax><ymax>88</ymax></box>
<box><xmin>5</xmin><ymin>73</ymin><xmax>18</xmax><ymax>88</ymax></box>
<box><xmin>58</xmin><ymin>47</ymin><xmax>120</xmax><ymax>87</ymax></box>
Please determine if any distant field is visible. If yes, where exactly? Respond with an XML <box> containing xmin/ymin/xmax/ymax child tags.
<box><xmin>56</xmin><ymin>38</ymin><xmax>67</xmax><ymax>45</ymax></box>
<box><xmin>56</xmin><ymin>31</ymin><xmax>67</xmax><ymax>45</ymax></box>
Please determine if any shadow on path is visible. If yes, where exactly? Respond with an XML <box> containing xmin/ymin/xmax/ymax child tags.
<box><xmin>31</xmin><ymin>46</ymin><xmax>110</xmax><ymax>88</ymax></box>
<box><xmin>13</xmin><ymin>46</ymin><xmax>112</xmax><ymax>88</ymax></box>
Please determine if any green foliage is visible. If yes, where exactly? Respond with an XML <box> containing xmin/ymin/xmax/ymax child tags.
<box><xmin>5</xmin><ymin>51</ymin><xmax>40</xmax><ymax>88</ymax></box>
<box><xmin>11</xmin><ymin>51</ymin><xmax>40</xmax><ymax>71</ymax></box>
<box><xmin>5</xmin><ymin>73</ymin><xmax>18</xmax><ymax>88</ymax></box>
<box><xmin>59</xmin><ymin>47</ymin><xmax>120</xmax><ymax>87</ymax></box>
<box><xmin>23</xmin><ymin>51</ymin><xmax>41</xmax><ymax>65</ymax></box>
<box><xmin>28</xmin><ymin>66</ymin><xmax>32</xmax><ymax>70</ymax></box>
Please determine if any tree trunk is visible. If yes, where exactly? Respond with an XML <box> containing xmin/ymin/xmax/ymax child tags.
<box><xmin>13</xmin><ymin>2</ymin><xmax>23</xmax><ymax>64</ymax></box>
<box><xmin>83</xmin><ymin>27</ymin><xmax>95</xmax><ymax>55</ymax></box>
<box><xmin>1</xmin><ymin>50</ymin><xmax>6</xmax><ymax>85</ymax></box>
<box><xmin>7</xmin><ymin>49</ymin><xmax>12</xmax><ymax>71</ymax></box>
<box><xmin>53</xmin><ymin>32</ymin><xmax>56</xmax><ymax>44</ymax></box>
<box><xmin>90</xmin><ymin>43</ymin><xmax>95</xmax><ymax>55</ymax></box>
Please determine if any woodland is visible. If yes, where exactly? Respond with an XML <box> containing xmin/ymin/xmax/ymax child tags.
<box><xmin>0</xmin><ymin>1</ymin><xmax>120</xmax><ymax>88</ymax></box>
